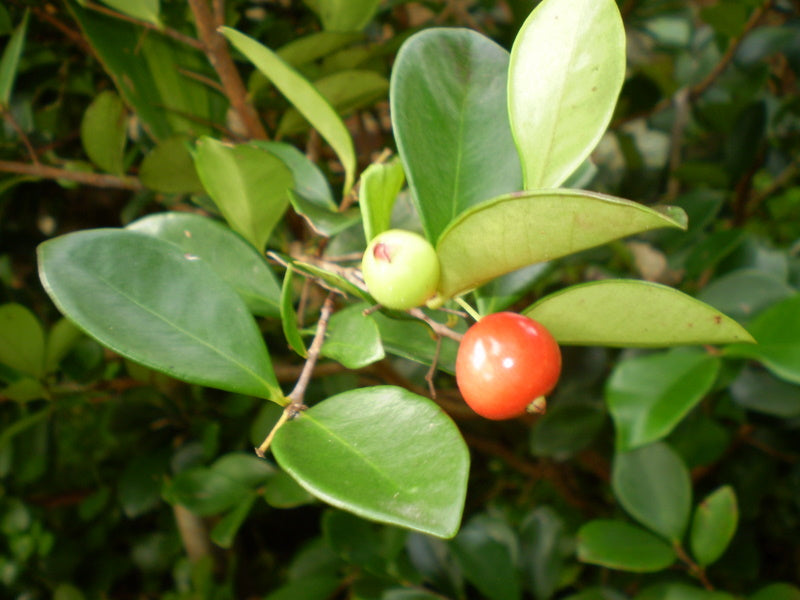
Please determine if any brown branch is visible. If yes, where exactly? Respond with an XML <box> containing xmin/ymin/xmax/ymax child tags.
<box><xmin>30</xmin><ymin>4</ymin><xmax>93</xmax><ymax>54</ymax></box>
<box><xmin>82</xmin><ymin>0</ymin><xmax>204</xmax><ymax>50</ymax></box>
<box><xmin>187</xmin><ymin>0</ymin><xmax>268</xmax><ymax>140</ymax></box>
<box><xmin>2</xmin><ymin>108</ymin><xmax>39</xmax><ymax>164</ymax></box>
<box><xmin>408</xmin><ymin>307</ymin><xmax>464</xmax><ymax>343</ymax></box>
<box><xmin>0</xmin><ymin>160</ymin><xmax>143</xmax><ymax>190</ymax></box>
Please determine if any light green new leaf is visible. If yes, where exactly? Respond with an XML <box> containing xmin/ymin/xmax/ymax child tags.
<box><xmin>139</xmin><ymin>137</ymin><xmax>204</xmax><ymax>195</ymax></box>
<box><xmin>194</xmin><ymin>137</ymin><xmax>293</xmax><ymax>252</ymax></box>
<box><xmin>0</xmin><ymin>303</ymin><xmax>45</xmax><ymax>379</ymax></box>
<box><xmin>724</xmin><ymin>293</ymin><xmax>800</xmax><ymax>384</ymax></box>
<box><xmin>690</xmin><ymin>486</ymin><xmax>738</xmax><ymax>567</ymax></box>
<box><xmin>38</xmin><ymin>229</ymin><xmax>281</xmax><ymax>400</ymax></box>
<box><xmin>508</xmin><ymin>0</ymin><xmax>625</xmax><ymax>189</ymax></box>
<box><xmin>305</xmin><ymin>0</ymin><xmax>381</xmax><ymax>32</ymax></box>
<box><xmin>98</xmin><ymin>0</ymin><xmax>161</xmax><ymax>27</ymax></box>
<box><xmin>391</xmin><ymin>28</ymin><xmax>522</xmax><ymax>243</ymax></box>
<box><xmin>277</xmin><ymin>31</ymin><xmax>364</xmax><ymax>67</ymax></box>
<box><xmin>606</xmin><ymin>349</ymin><xmax>720</xmax><ymax>451</ymax></box>
<box><xmin>80</xmin><ymin>90</ymin><xmax>127</xmax><ymax>175</ymax></box>
<box><xmin>612</xmin><ymin>442</ymin><xmax>692</xmax><ymax>542</ymax></box>
<box><xmin>280</xmin><ymin>265</ymin><xmax>307</xmax><ymax>358</ymax></box>
<box><xmin>221</xmin><ymin>27</ymin><xmax>356</xmax><ymax>195</ymax></box>
<box><xmin>44</xmin><ymin>318</ymin><xmax>84</xmax><ymax>373</ymax></box>
<box><xmin>577</xmin><ymin>520</ymin><xmax>676</xmax><ymax>572</ymax></box>
<box><xmin>321</xmin><ymin>303</ymin><xmax>384</xmax><ymax>369</ymax></box>
<box><xmin>360</xmin><ymin>158</ymin><xmax>405</xmax><ymax>241</ymax></box>
<box><xmin>277</xmin><ymin>70</ymin><xmax>389</xmax><ymax>137</ymax></box>
<box><xmin>436</xmin><ymin>190</ymin><xmax>687</xmax><ymax>300</ymax></box>
<box><xmin>272</xmin><ymin>386</ymin><xmax>469</xmax><ymax>538</ymax></box>
<box><xmin>0</xmin><ymin>9</ymin><xmax>28</xmax><ymax>106</ymax></box>
<box><xmin>525</xmin><ymin>280</ymin><xmax>754</xmax><ymax>347</ymax></box>
<box><xmin>127</xmin><ymin>212</ymin><xmax>282</xmax><ymax>317</ymax></box>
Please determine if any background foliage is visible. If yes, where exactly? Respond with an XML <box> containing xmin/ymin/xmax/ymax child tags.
<box><xmin>1</xmin><ymin>0</ymin><xmax>800</xmax><ymax>599</ymax></box>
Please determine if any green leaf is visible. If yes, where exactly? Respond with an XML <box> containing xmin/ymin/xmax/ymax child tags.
<box><xmin>70</xmin><ymin>3</ymin><xmax>218</xmax><ymax>139</ymax></box>
<box><xmin>166</xmin><ymin>467</ymin><xmax>251</xmax><ymax>516</ymax></box>
<box><xmin>612</xmin><ymin>442</ymin><xmax>692</xmax><ymax>542</ymax></box>
<box><xmin>372</xmin><ymin>311</ymin><xmax>461</xmax><ymax>375</ymax></box>
<box><xmin>44</xmin><ymin>318</ymin><xmax>84</xmax><ymax>373</ymax></box>
<box><xmin>0</xmin><ymin>9</ymin><xmax>28</xmax><ymax>106</ymax></box>
<box><xmin>276</xmin><ymin>31</ymin><xmax>364</xmax><ymax>67</ymax></box>
<box><xmin>519</xmin><ymin>507</ymin><xmax>570</xmax><ymax>600</ymax></box>
<box><xmin>636</xmin><ymin>582</ymin><xmax>736</xmax><ymax>600</ymax></box>
<box><xmin>360</xmin><ymin>158</ymin><xmax>405</xmax><ymax>242</ymax></box>
<box><xmin>280</xmin><ymin>265</ymin><xmax>307</xmax><ymax>358</ymax></box>
<box><xmin>288</xmin><ymin>189</ymin><xmax>361</xmax><ymax>238</ymax></box>
<box><xmin>697</xmin><ymin>268</ymin><xmax>795</xmax><ymax>324</ymax></box>
<box><xmin>322</xmin><ymin>303</ymin><xmax>384</xmax><ymax>369</ymax></box>
<box><xmin>450</xmin><ymin>515</ymin><xmax>521</xmax><ymax>600</ymax></box>
<box><xmin>530</xmin><ymin>402</ymin><xmax>606</xmax><ymax>458</ymax></box>
<box><xmin>750</xmin><ymin>583</ymin><xmax>800</xmax><ymax>600</ymax></box>
<box><xmin>391</xmin><ymin>28</ymin><xmax>522</xmax><ymax>243</ymax></box>
<box><xmin>127</xmin><ymin>212</ymin><xmax>282</xmax><ymax>317</ymax></box>
<box><xmin>264</xmin><ymin>575</ymin><xmax>341</xmax><ymax>600</ymax></box>
<box><xmin>725</xmin><ymin>294</ymin><xmax>800</xmax><ymax>384</ymax></box>
<box><xmin>306</xmin><ymin>0</ymin><xmax>381</xmax><ymax>32</ymax></box>
<box><xmin>211</xmin><ymin>494</ymin><xmax>256</xmax><ymax>548</ymax></box>
<box><xmin>277</xmin><ymin>70</ymin><xmax>389</xmax><ymax>136</ymax></box>
<box><xmin>221</xmin><ymin>27</ymin><xmax>356</xmax><ymax>195</ymax></box>
<box><xmin>272</xmin><ymin>386</ymin><xmax>469</xmax><ymax>538</ymax></box>
<box><xmin>476</xmin><ymin>263</ymin><xmax>550</xmax><ymax>316</ymax></box>
<box><xmin>0</xmin><ymin>303</ymin><xmax>45</xmax><ymax>379</ymax></box>
<box><xmin>250</xmin><ymin>140</ymin><xmax>334</xmax><ymax>208</ymax></box>
<box><xmin>263</xmin><ymin>470</ymin><xmax>315</xmax><ymax>508</ymax></box>
<box><xmin>730</xmin><ymin>367</ymin><xmax>800</xmax><ymax>418</ymax></box>
<box><xmin>508</xmin><ymin>0</ymin><xmax>625</xmax><ymax>189</ymax></box>
<box><xmin>38</xmin><ymin>229</ymin><xmax>281</xmax><ymax>400</ymax></box>
<box><xmin>98</xmin><ymin>0</ymin><xmax>161</xmax><ymax>26</ymax></box>
<box><xmin>436</xmin><ymin>191</ymin><xmax>686</xmax><ymax>300</ymax></box>
<box><xmin>690</xmin><ymin>485</ymin><xmax>738</xmax><ymax>567</ymax></box>
<box><xmin>605</xmin><ymin>349</ymin><xmax>720</xmax><ymax>451</ymax></box>
<box><xmin>81</xmin><ymin>89</ymin><xmax>127</xmax><ymax>171</ymax></box>
<box><xmin>525</xmin><ymin>280</ymin><xmax>754</xmax><ymax>347</ymax></box>
<box><xmin>139</xmin><ymin>136</ymin><xmax>205</xmax><ymax>195</ymax></box>
<box><xmin>577</xmin><ymin>520</ymin><xmax>676</xmax><ymax>572</ymax></box>
<box><xmin>193</xmin><ymin>137</ymin><xmax>294</xmax><ymax>253</ymax></box>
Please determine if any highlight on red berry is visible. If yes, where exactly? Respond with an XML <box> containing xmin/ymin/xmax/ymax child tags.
<box><xmin>455</xmin><ymin>312</ymin><xmax>562</xmax><ymax>420</ymax></box>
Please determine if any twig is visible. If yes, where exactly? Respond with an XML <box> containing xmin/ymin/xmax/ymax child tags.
<box><xmin>187</xmin><ymin>0</ymin><xmax>268</xmax><ymax>140</ymax></box>
<box><xmin>408</xmin><ymin>307</ymin><xmax>464</xmax><ymax>343</ymax></box>
<box><xmin>177</xmin><ymin>67</ymin><xmax>226</xmax><ymax>94</ymax></box>
<box><xmin>664</xmin><ymin>88</ymin><xmax>690</xmax><ymax>202</ymax></box>
<box><xmin>256</xmin><ymin>294</ymin><xmax>336</xmax><ymax>457</ymax></box>
<box><xmin>674</xmin><ymin>542</ymin><xmax>714</xmax><ymax>590</ymax></box>
<box><xmin>2</xmin><ymin>108</ymin><xmax>39</xmax><ymax>164</ymax></box>
<box><xmin>82</xmin><ymin>0</ymin><xmax>204</xmax><ymax>50</ymax></box>
<box><xmin>424</xmin><ymin>335</ymin><xmax>443</xmax><ymax>398</ymax></box>
<box><xmin>0</xmin><ymin>160</ymin><xmax>143</xmax><ymax>190</ymax></box>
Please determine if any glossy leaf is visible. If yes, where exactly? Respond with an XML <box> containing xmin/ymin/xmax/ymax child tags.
<box><xmin>38</xmin><ymin>229</ymin><xmax>281</xmax><ymax>400</ymax></box>
<box><xmin>450</xmin><ymin>515</ymin><xmax>521</xmax><ymax>600</ymax></box>
<box><xmin>139</xmin><ymin>137</ymin><xmax>204</xmax><ymax>195</ymax></box>
<box><xmin>80</xmin><ymin>91</ymin><xmax>127</xmax><ymax>175</ymax></box>
<box><xmin>436</xmin><ymin>191</ymin><xmax>686</xmax><ymax>300</ymax></box>
<box><xmin>391</xmin><ymin>28</ymin><xmax>522</xmax><ymax>242</ymax></box>
<box><xmin>725</xmin><ymin>293</ymin><xmax>800</xmax><ymax>384</ymax></box>
<box><xmin>307</xmin><ymin>0</ymin><xmax>381</xmax><ymax>32</ymax></box>
<box><xmin>280</xmin><ymin>265</ymin><xmax>307</xmax><ymax>358</ymax></box>
<box><xmin>612</xmin><ymin>442</ymin><xmax>691</xmax><ymax>542</ymax></box>
<box><xmin>127</xmin><ymin>212</ymin><xmax>282</xmax><ymax>317</ymax></box>
<box><xmin>508</xmin><ymin>0</ymin><xmax>625</xmax><ymax>189</ymax></box>
<box><xmin>577</xmin><ymin>520</ymin><xmax>675</xmax><ymax>572</ymax></box>
<box><xmin>0</xmin><ymin>9</ymin><xmax>28</xmax><ymax>106</ymax></box>
<box><xmin>263</xmin><ymin>470</ymin><xmax>315</xmax><ymax>508</ymax></box>
<box><xmin>0</xmin><ymin>303</ymin><xmax>45</xmax><ymax>379</ymax></box>
<box><xmin>277</xmin><ymin>70</ymin><xmax>389</xmax><ymax>136</ymax></box>
<box><xmin>730</xmin><ymin>367</ymin><xmax>800</xmax><ymax>418</ymax></box>
<box><xmin>221</xmin><ymin>27</ymin><xmax>356</xmax><ymax>195</ymax></box>
<box><xmin>750</xmin><ymin>584</ymin><xmax>800</xmax><ymax>600</ymax></box>
<box><xmin>250</xmin><ymin>140</ymin><xmax>334</xmax><ymax>208</ymax></box>
<box><xmin>70</xmin><ymin>4</ymin><xmax>217</xmax><ymax>139</ymax></box>
<box><xmin>321</xmin><ymin>303</ymin><xmax>384</xmax><ymax>369</ymax></box>
<box><xmin>476</xmin><ymin>263</ymin><xmax>550</xmax><ymax>316</ymax></box>
<box><xmin>193</xmin><ymin>137</ymin><xmax>294</xmax><ymax>253</ymax></box>
<box><xmin>605</xmin><ymin>349</ymin><xmax>720</xmax><ymax>451</ymax></box>
<box><xmin>288</xmin><ymin>190</ymin><xmax>361</xmax><ymax>238</ymax></box>
<box><xmin>690</xmin><ymin>486</ymin><xmax>738</xmax><ymax>567</ymax></box>
<box><xmin>272</xmin><ymin>386</ymin><xmax>469</xmax><ymax>538</ymax></box>
<box><xmin>360</xmin><ymin>158</ymin><xmax>405</xmax><ymax>242</ymax></box>
<box><xmin>526</xmin><ymin>280</ymin><xmax>753</xmax><ymax>347</ymax></box>
<box><xmin>99</xmin><ymin>0</ymin><xmax>161</xmax><ymax>26</ymax></box>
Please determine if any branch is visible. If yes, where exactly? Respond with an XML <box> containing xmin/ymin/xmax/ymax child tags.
<box><xmin>187</xmin><ymin>0</ymin><xmax>268</xmax><ymax>140</ymax></box>
<box><xmin>408</xmin><ymin>307</ymin><xmax>464</xmax><ymax>343</ymax></box>
<box><xmin>0</xmin><ymin>160</ymin><xmax>143</xmax><ymax>190</ymax></box>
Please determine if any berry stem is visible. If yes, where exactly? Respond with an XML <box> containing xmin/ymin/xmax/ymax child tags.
<box><xmin>455</xmin><ymin>296</ymin><xmax>482</xmax><ymax>323</ymax></box>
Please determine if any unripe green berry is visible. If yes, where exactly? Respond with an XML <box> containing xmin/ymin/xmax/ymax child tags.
<box><xmin>361</xmin><ymin>229</ymin><xmax>440</xmax><ymax>310</ymax></box>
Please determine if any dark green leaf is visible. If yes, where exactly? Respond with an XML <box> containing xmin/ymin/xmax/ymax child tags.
<box><xmin>697</xmin><ymin>268</ymin><xmax>795</xmax><ymax>324</ymax></box>
<box><xmin>38</xmin><ymin>229</ymin><xmax>281</xmax><ymax>400</ymax></box>
<box><xmin>211</xmin><ymin>495</ymin><xmax>256</xmax><ymax>548</ymax></box>
<box><xmin>251</xmin><ymin>140</ymin><xmax>334</xmax><ymax>208</ymax></box>
<box><xmin>436</xmin><ymin>191</ymin><xmax>686</xmax><ymax>300</ymax></box>
<box><xmin>372</xmin><ymin>311</ymin><xmax>461</xmax><ymax>374</ymax></box>
<box><xmin>264</xmin><ymin>575</ymin><xmax>341</xmax><ymax>600</ymax></box>
<box><xmin>263</xmin><ymin>470</ymin><xmax>315</xmax><ymax>508</ymax></box>
<box><xmin>606</xmin><ymin>349</ymin><xmax>721</xmax><ymax>450</ymax></box>
<box><xmin>526</xmin><ymin>280</ymin><xmax>754</xmax><ymax>347</ymax></box>
<box><xmin>730</xmin><ymin>367</ymin><xmax>800</xmax><ymax>418</ymax></box>
<box><xmin>0</xmin><ymin>303</ymin><xmax>45</xmax><ymax>378</ymax></box>
<box><xmin>577</xmin><ymin>520</ymin><xmax>676</xmax><ymax>572</ymax></box>
<box><xmin>99</xmin><ymin>0</ymin><xmax>161</xmax><ymax>26</ymax></box>
<box><xmin>322</xmin><ymin>303</ymin><xmax>384</xmax><ymax>369</ymax></box>
<box><xmin>391</xmin><ymin>28</ymin><xmax>522</xmax><ymax>242</ymax></box>
<box><xmin>0</xmin><ymin>9</ymin><xmax>28</xmax><ymax>106</ymax></box>
<box><xmin>690</xmin><ymin>486</ymin><xmax>738</xmax><ymax>567</ymax></box>
<box><xmin>612</xmin><ymin>442</ymin><xmax>692</xmax><ymax>542</ymax></box>
<box><xmin>508</xmin><ymin>0</ymin><xmax>625</xmax><ymax>189</ymax></box>
<box><xmin>530</xmin><ymin>402</ymin><xmax>606</xmax><ymax>458</ymax></box>
<box><xmin>80</xmin><ymin>90</ymin><xmax>127</xmax><ymax>175</ymax></box>
<box><xmin>167</xmin><ymin>467</ymin><xmax>251</xmax><ymax>516</ymax></box>
<box><xmin>636</xmin><ymin>582</ymin><xmax>736</xmax><ymax>600</ymax></box>
<box><xmin>272</xmin><ymin>386</ymin><xmax>469</xmax><ymax>538</ymax></box>
<box><xmin>750</xmin><ymin>583</ymin><xmax>800</xmax><ymax>600</ymax></box>
<box><xmin>519</xmin><ymin>506</ymin><xmax>570</xmax><ymax>600</ymax></box>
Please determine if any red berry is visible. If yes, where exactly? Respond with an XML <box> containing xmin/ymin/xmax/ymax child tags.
<box><xmin>455</xmin><ymin>312</ymin><xmax>561</xmax><ymax>420</ymax></box>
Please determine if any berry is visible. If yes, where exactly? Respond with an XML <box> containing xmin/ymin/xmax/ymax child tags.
<box><xmin>455</xmin><ymin>312</ymin><xmax>561</xmax><ymax>420</ymax></box>
<box><xmin>361</xmin><ymin>229</ymin><xmax>440</xmax><ymax>310</ymax></box>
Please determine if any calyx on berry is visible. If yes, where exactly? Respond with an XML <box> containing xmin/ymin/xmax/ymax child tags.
<box><xmin>455</xmin><ymin>312</ymin><xmax>561</xmax><ymax>420</ymax></box>
<box><xmin>361</xmin><ymin>229</ymin><xmax>440</xmax><ymax>310</ymax></box>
